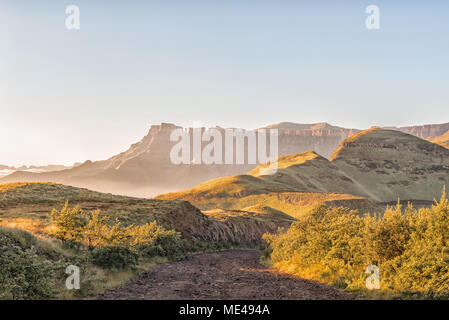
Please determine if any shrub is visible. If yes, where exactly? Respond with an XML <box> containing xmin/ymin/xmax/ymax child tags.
<box><xmin>0</xmin><ymin>229</ymin><xmax>55</xmax><ymax>300</ymax></box>
<box><xmin>264</xmin><ymin>191</ymin><xmax>449</xmax><ymax>297</ymax></box>
<box><xmin>265</xmin><ymin>205</ymin><xmax>365</xmax><ymax>287</ymax></box>
<box><xmin>383</xmin><ymin>194</ymin><xmax>449</xmax><ymax>298</ymax></box>
<box><xmin>90</xmin><ymin>246</ymin><xmax>138</xmax><ymax>270</ymax></box>
<box><xmin>49</xmin><ymin>204</ymin><xmax>187</xmax><ymax>260</ymax></box>
<box><xmin>49</xmin><ymin>201</ymin><xmax>87</xmax><ymax>246</ymax></box>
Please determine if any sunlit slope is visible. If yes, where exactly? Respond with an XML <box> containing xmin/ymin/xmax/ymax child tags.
<box><xmin>330</xmin><ymin>128</ymin><xmax>449</xmax><ymax>202</ymax></box>
<box><xmin>160</xmin><ymin>151</ymin><xmax>365</xmax><ymax>198</ymax></box>
<box><xmin>427</xmin><ymin>130</ymin><xmax>449</xmax><ymax>149</ymax></box>
<box><xmin>249</xmin><ymin>151</ymin><xmax>367</xmax><ymax>196</ymax></box>
<box><xmin>157</xmin><ymin>151</ymin><xmax>380</xmax><ymax>218</ymax></box>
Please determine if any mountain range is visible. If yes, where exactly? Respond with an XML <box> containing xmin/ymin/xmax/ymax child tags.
<box><xmin>1</xmin><ymin>122</ymin><xmax>449</xmax><ymax>197</ymax></box>
<box><xmin>0</xmin><ymin>164</ymin><xmax>73</xmax><ymax>179</ymax></box>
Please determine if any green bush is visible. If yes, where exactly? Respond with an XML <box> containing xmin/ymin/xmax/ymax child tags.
<box><xmin>264</xmin><ymin>205</ymin><xmax>365</xmax><ymax>288</ymax></box>
<box><xmin>153</xmin><ymin>233</ymin><xmax>188</xmax><ymax>257</ymax></box>
<box><xmin>137</xmin><ymin>243</ymin><xmax>164</xmax><ymax>258</ymax></box>
<box><xmin>136</xmin><ymin>230</ymin><xmax>188</xmax><ymax>259</ymax></box>
<box><xmin>264</xmin><ymin>192</ymin><xmax>449</xmax><ymax>298</ymax></box>
<box><xmin>90</xmin><ymin>246</ymin><xmax>139</xmax><ymax>270</ymax></box>
<box><xmin>0</xmin><ymin>229</ymin><xmax>55</xmax><ymax>300</ymax></box>
<box><xmin>49</xmin><ymin>204</ymin><xmax>188</xmax><ymax>260</ymax></box>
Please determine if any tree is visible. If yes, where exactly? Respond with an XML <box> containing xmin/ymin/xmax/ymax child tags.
<box><xmin>83</xmin><ymin>210</ymin><xmax>108</xmax><ymax>250</ymax></box>
<box><xmin>49</xmin><ymin>201</ymin><xmax>87</xmax><ymax>245</ymax></box>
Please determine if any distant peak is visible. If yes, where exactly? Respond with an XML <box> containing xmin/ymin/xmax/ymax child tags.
<box><xmin>329</xmin><ymin>127</ymin><xmax>441</xmax><ymax>161</ymax></box>
<box><xmin>149</xmin><ymin>123</ymin><xmax>179</xmax><ymax>131</ymax></box>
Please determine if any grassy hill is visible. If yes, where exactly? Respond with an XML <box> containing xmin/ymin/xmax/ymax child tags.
<box><xmin>331</xmin><ymin>128</ymin><xmax>449</xmax><ymax>202</ymax></box>
<box><xmin>158</xmin><ymin>129</ymin><xmax>449</xmax><ymax>216</ymax></box>
<box><xmin>250</xmin><ymin>151</ymin><xmax>367</xmax><ymax>196</ymax></box>
<box><xmin>157</xmin><ymin>151</ymin><xmax>382</xmax><ymax>218</ymax></box>
<box><xmin>0</xmin><ymin>182</ymin><xmax>291</xmax><ymax>245</ymax></box>
<box><xmin>0</xmin><ymin>182</ymin><xmax>193</xmax><ymax>235</ymax></box>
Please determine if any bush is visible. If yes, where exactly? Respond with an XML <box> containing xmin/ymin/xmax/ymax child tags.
<box><xmin>265</xmin><ymin>205</ymin><xmax>365</xmax><ymax>287</ymax></box>
<box><xmin>382</xmin><ymin>195</ymin><xmax>449</xmax><ymax>298</ymax></box>
<box><xmin>49</xmin><ymin>201</ymin><xmax>86</xmax><ymax>246</ymax></box>
<box><xmin>0</xmin><ymin>229</ymin><xmax>55</xmax><ymax>300</ymax></box>
<box><xmin>264</xmin><ymin>191</ymin><xmax>449</xmax><ymax>297</ymax></box>
<box><xmin>135</xmin><ymin>228</ymin><xmax>188</xmax><ymax>259</ymax></box>
<box><xmin>49</xmin><ymin>204</ymin><xmax>188</xmax><ymax>260</ymax></box>
<box><xmin>91</xmin><ymin>246</ymin><xmax>139</xmax><ymax>270</ymax></box>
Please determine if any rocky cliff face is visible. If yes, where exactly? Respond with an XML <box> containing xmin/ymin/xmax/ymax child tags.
<box><xmin>392</xmin><ymin>123</ymin><xmax>449</xmax><ymax>139</ymax></box>
<box><xmin>267</xmin><ymin>122</ymin><xmax>359</xmax><ymax>159</ymax></box>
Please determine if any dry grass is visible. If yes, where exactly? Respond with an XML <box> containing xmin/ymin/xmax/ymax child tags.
<box><xmin>249</xmin><ymin>151</ymin><xmax>321</xmax><ymax>175</ymax></box>
<box><xmin>0</xmin><ymin>217</ymin><xmax>54</xmax><ymax>238</ymax></box>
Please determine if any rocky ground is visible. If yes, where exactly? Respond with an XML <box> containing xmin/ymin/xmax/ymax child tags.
<box><xmin>98</xmin><ymin>249</ymin><xmax>354</xmax><ymax>300</ymax></box>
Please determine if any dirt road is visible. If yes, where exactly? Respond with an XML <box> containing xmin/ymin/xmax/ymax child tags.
<box><xmin>98</xmin><ymin>249</ymin><xmax>354</xmax><ymax>300</ymax></box>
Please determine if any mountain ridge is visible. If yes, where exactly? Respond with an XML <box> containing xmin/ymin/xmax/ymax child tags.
<box><xmin>1</xmin><ymin>121</ymin><xmax>448</xmax><ymax>197</ymax></box>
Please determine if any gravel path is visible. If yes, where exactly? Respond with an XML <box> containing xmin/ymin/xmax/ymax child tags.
<box><xmin>98</xmin><ymin>249</ymin><xmax>354</xmax><ymax>300</ymax></box>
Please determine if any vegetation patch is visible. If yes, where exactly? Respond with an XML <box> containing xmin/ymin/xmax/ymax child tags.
<box><xmin>264</xmin><ymin>191</ymin><xmax>449</xmax><ymax>299</ymax></box>
<box><xmin>0</xmin><ymin>199</ymin><xmax>190</xmax><ymax>300</ymax></box>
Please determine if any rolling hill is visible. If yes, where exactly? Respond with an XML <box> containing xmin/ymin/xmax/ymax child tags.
<box><xmin>157</xmin><ymin>150</ymin><xmax>383</xmax><ymax>218</ymax></box>
<box><xmin>158</xmin><ymin>128</ymin><xmax>449</xmax><ymax>216</ymax></box>
<box><xmin>330</xmin><ymin>128</ymin><xmax>449</xmax><ymax>202</ymax></box>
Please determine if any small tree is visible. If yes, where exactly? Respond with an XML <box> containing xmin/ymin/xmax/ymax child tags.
<box><xmin>49</xmin><ymin>201</ymin><xmax>86</xmax><ymax>246</ymax></box>
<box><xmin>83</xmin><ymin>210</ymin><xmax>109</xmax><ymax>250</ymax></box>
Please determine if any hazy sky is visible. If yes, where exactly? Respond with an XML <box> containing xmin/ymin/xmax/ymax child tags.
<box><xmin>1</xmin><ymin>0</ymin><xmax>448</xmax><ymax>166</ymax></box>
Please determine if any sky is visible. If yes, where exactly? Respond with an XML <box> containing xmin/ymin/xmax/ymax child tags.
<box><xmin>1</xmin><ymin>0</ymin><xmax>448</xmax><ymax>166</ymax></box>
